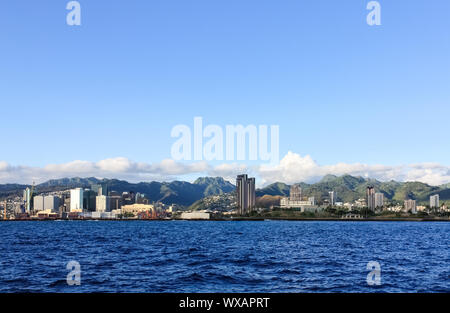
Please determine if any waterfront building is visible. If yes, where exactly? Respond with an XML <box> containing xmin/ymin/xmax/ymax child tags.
<box><xmin>280</xmin><ymin>197</ymin><xmax>317</xmax><ymax>210</ymax></box>
<box><xmin>180</xmin><ymin>211</ymin><xmax>210</xmax><ymax>220</ymax></box>
<box><xmin>96</xmin><ymin>195</ymin><xmax>111</xmax><ymax>212</ymax></box>
<box><xmin>280</xmin><ymin>188</ymin><xmax>316</xmax><ymax>209</ymax></box>
<box><xmin>81</xmin><ymin>211</ymin><xmax>117</xmax><ymax>219</ymax></box>
<box><xmin>430</xmin><ymin>194</ymin><xmax>439</xmax><ymax>209</ymax></box>
<box><xmin>121</xmin><ymin>204</ymin><xmax>154</xmax><ymax>216</ymax></box>
<box><xmin>404</xmin><ymin>199</ymin><xmax>417</xmax><ymax>214</ymax></box>
<box><xmin>33</xmin><ymin>196</ymin><xmax>45</xmax><ymax>212</ymax></box>
<box><xmin>366</xmin><ymin>186</ymin><xmax>376</xmax><ymax>210</ymax></box>
<box><xmin>342</xmin><ymin>213</ymin><xmax>363</xmax><ymax>219</ymax></box>
<box><xmin>70</xmin><ymin>188</ymin><xmax>84</xmax><ymax>212</ymax></box>
<box><xmin>44</xmin><ymin>195</ymin><xmax>60</xmax><ymax>212</ymax></box>
<box><xmin>375</xmin><ymin>192</ymin><xmax>384</xmax><ymax>208</ymax></box>
<box><xmin>236</xmin><ymin>174</ymin><xmax>256</xmax><ymax>215</ymax></box>
<box><xmin>109</xmin><ymin>195</ymin><xmax>122</xmax><ymax>211</ymax></box>
<box><xmin>83</xmin><ymin>189</ymin><xmax>96</xmax><ymax>211</ymax></box>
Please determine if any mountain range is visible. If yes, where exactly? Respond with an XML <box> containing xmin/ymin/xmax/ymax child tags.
<box><xmin>1</xmin><ymin>174</ymin><xmax>450</xmax><ymax>207</ymax></box>
<box><xmin>256</xmin><ymin>174</ymin><xmax>450</xmax><ymax>205</ymax></box>
<box><xmin>0</xmin><ymin>177</ymin><xmax>235</xmax><ymax>206</ymax></box>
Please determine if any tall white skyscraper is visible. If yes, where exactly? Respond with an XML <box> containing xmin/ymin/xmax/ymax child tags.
<box><xmin>430</xmin><ymin>194</ymin><xmax>439</xmax><ymax>208</ymax></box>
<box><xmin>44</xmin><ymin>195</ymin><xmax>60</xmax><ymax>212</ymax></box>
<box><xmin>375</xmin><ymin>193</ymin><xmax>384</xmax><ymax>208</ymax></box>
<box><xmin>96</xmin><ymin>195</ymin><xmax>110</xmax><ymax>213</ymax></box>
<box><xmin>70</xmin><ymin>188</ymin><xmax>84</xmax><ymax>212</ymax></box>
<box><xmin>33</xmin><ymin>196</ymin><xmax>45</xmax><ymax>212</ymax></box>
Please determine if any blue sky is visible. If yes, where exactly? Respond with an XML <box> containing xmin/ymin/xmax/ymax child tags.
<box><xmin>0</xmin><ymin>0</ymin><xmax>449</xmax><ymax>184</ymax></box>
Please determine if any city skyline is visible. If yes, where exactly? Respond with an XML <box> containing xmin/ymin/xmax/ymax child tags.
<box><xmin>3</xmin><ymin>172</ymin><xmax>448</xmax><ymax>221</ymax></box>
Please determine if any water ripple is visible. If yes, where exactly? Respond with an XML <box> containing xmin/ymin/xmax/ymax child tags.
<box><xmin>0</xmin><ymin>221</ymin><xmax>448</xmax><ymax>292</ymax></box>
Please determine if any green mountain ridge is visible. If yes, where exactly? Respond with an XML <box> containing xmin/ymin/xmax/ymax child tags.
<box><xmin>256</xmin><ymin>174</ymin><xmax>450</xmax><ymax>204</ymax></box>
<box><xmin>0</xmin><ymin>177</ymin><xmax>235</xmax><ymax>207</ymax></box>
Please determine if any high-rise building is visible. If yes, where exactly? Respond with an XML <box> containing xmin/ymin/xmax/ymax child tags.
<box><xmin>70</xmin><ymin>188</ymin><xmax>84</xmax><ymax>212</ymax></box>
<box><xmin>375</xmin><ymin>192</ymin><xmax>384</xmax><ymax>208</ymax></box>
<box><xmin>33</xmin><ymin>196</ymin><xmax>45</xmax><ymax>212</ymax></box>
<box><xmin>430</xmin><ymin>194</ymin><xmax>439</xmax><ymax>208</ymax></box>
<box><xmin>91</xmin><ymin>183</ymin><xmax>108</xmax><ymax>197</ymax></box>
<box><xmin>109</xmin><ymin>195</ymin><xmax>122</xmax><ymax>211</ymax></box>
<box><xmin>366</xmin><ymin>186</ymin><xmax>376</xmax><ymax>210</ymax></box>
<box><xmin>328</xmin><ymin>191</ymin><xmax>336</xmax><ymax>206</ymax></box>
<box><xmin>135</xmin><ymin>193</ymin><xmax>149</xmax><ymax>204</ymax></box>
<box><xmin>96</xmin><ymin>195</ymin><xmax>111</xmax><ymax>212</ymax></box>
<box><xmin>289</xmin><ymin>185</ymin><xmax>302</xmax><ymax>201</ymax></box>
<box><xmin>63</xmin><ymin>197</ymin><xmax>71</xmax><ymax>213</ymax></box>
<box><xmin>236</xmin><ymin>174</ymin><xmax>256</xmax><ymax>215</ymax></box>
<box><xmin>83</xmin><ymin>189</ymin><xmax>96</xmax><ymax>212</ymax></box>
<box><xmin>44</xmin><ymin>195</ymin><xmax>60</xmax><ymax>212</ymax></box>
<box><xmin>23</xmin><ymin>187</ymin><xmax>33</xmax><ymax>213</ymax></box>
<box><xmin>404</xmin><ymin>199</ymin><xmax>417</xmax><ymax>214</ymax></box>
<box><xmin>122</xmin><ymin>192</ymin><xmax>136</xmax><ymax>205</ymax></box>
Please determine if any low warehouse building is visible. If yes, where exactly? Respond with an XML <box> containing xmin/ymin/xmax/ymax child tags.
<box><xmin>180</xmin><ymin>212</ymin><xmax>210</xmax><ymax>220</ymax></box>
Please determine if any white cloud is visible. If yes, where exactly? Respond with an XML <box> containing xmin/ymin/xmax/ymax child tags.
<box><xmin>257</xmin><ymin>151</ymin><xmax>450</xmax><ymax>186</ymax></box>
<box><xmin>0</xmin><ymin>158</ymin><xmax>247</xmax><ymax>185</ymax></box>
<box><xmin>208</xmin><ymin>163</ymin><xmax>251</xmax><ymax>183</ymax></box>
<box><xmin>0</xmin><ymin>152</ymin><xmax>450</xmax><ymax>186</ymax></box>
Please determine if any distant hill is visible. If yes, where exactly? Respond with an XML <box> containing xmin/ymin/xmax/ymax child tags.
<box><xmin>189</xmin><ymin>191</ymin><xmax>237</xmax><ymax>211</ymax></box>
<box><xmin>256</xmin><ymin>174</ymin><xmax>450</xmax><ymax>205</ymax></box>
<box><xmin>255</xmin><ymin>182</ymin><xmax>290</xmax><ymax>197</ymax></box>
<box><xmin>37</xmin><ymin>177</ymin><xmax>103</xmax><ymax>191</ymax></box>
<box><xmin>193</xmin><ymin>177</ymin><xmax>235</xmax><ymax>196</ymax></box>
<box><xmin>440</xmin><ymin>183</ymin><xmax>450</xmax><ymax>189</ymax></box>
<box><xmin>0</xmin><ymin>184</ymin><xmax>28</xmax><ymax>197</ymax></box>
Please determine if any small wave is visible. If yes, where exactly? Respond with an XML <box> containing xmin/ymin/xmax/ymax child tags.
<box><xmin>182</xmin><ymin>272</ymin><xmax>206</xmax><ymax>282</ymax></box>
<box><xmin>48</xmin><ymin>279</ymin><xmax>67</xmax><ymax>287</ymax></box>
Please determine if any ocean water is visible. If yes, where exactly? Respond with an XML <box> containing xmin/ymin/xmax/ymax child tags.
<box><xmin>0</xmin><ymin>220</ymin><xmax>448</xmax><ymax>293</ymax></box>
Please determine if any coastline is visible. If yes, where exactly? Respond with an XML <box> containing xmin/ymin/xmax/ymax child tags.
<box><xmin>1</xmin><ymin>217</ymin><xmax>449</xmax><ymax>222</ymax></box>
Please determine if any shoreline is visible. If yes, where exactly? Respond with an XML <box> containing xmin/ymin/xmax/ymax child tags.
<box><xmin>1</xmin><ymin>217</ymin><xmax>449</xmax><ymax>222</ymax></box>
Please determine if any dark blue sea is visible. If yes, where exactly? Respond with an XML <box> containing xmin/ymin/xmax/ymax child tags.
<box><xmin>0</xmin><ymin>220</ymin><xmax>448</xmax><ymax>293</ymax></box>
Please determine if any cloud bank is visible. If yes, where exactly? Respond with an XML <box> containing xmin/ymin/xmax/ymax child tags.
<box><xmin>258</xmin><ymin>152</ymin><xmax>450</xmax><ymax>186</ymax></box>
<box><xmin>1</xmin><ymin>152</ymin><xmax>450</xmax><ymax>186</ymax></box>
